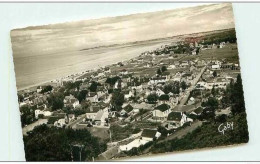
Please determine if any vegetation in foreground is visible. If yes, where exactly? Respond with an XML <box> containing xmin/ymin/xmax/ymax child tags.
<box><xmin>23</xmin><ymin>125</ymin><xmax>107</xmax><ymax>161</ymax></box>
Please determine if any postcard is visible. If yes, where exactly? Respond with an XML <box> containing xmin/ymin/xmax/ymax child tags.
<box><xmin>11</xmin><ymin>3</ymin><xmax>249</xmax><ymax>161</ymax></box>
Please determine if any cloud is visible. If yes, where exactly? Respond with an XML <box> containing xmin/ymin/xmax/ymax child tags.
<box><xmin>11</xmin><ymin>3</ymin><xmax>235</xmax><ymax>58</ymax></box>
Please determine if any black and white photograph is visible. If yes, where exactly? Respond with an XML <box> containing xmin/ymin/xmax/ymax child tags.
<box><xmin>10</xmin><ymin>3</ymin><xmax>249</xmax><ymax>161</ymax></box>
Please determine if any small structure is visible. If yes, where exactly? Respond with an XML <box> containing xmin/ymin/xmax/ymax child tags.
<box><xmin>141</xmin><ymin>129</ymin><xmax>161</xmax><ymax>141</ymax></box>
<box><xmin>152</xmin><ymin>104</ymin><xmax>171</xmax><ymax>120</ymax></box>
<box><xmin>167</xmin><ymin>112</ymin><xmax>193</xmax><ymax>129</ymax></box>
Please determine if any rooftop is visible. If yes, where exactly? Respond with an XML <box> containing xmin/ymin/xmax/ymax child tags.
<box><xmin>141</xmin><ymin>129</ymin><xmax>157</xmax><ymax>139</ymax></box>
<box><xmin>167</xmin><ymin>112</ymin><xmax>183</xmax><ymax>121</ymax></box>
<box><xmin>155</xmin><ymin>104</ymin><xmax>171</xmax><ymax>112</ymax></box>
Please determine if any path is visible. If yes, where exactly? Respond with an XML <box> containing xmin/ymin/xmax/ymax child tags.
<box><xmin>141</xmin><ymin>120</ymin><xmax>202</xmax><ymax>154</ymax></box>
<box><xmin>177</xmin><ymin>65</ymin><xmax>207</xmax><ymax>109</ymax></box>
<box><xmin>66</xmin><ymin>114</ymin><xmax>86</xmax><ymax>129</ymax></box>
<box><xmin>22</xmin><ymin>119</ymin><xmax>48</xmax><ymax>136</ymax></box>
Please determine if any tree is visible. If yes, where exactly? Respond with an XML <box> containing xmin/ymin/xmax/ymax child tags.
<box><xmin>181</xmin><ymin>81</ymin><xmax>187</xmax><ymax>91</ymax></box>
<box><xmin>89</xmin><ymin>81</ymin><xmax>100</xmax><ymax>92</ymax></box>
<box><xmin>213</xmin><ymin>71</ymin><xmax>217</xmax><ymax>77</ymax></box>
<box><xmin>163</xmin><ymin>82</ymin><xmax>180</xmax><ymax>94</ymax></box>
<box><xmin>23</xmin><ymin>125</ymin><xmax>107</xmax><ymax>161</ymax></box>
<box><xmin>206</xmin><ymin>97</ymin><xmax>219</xmax><ymax>110</ymax></box>
<box><xmin>40</xmin><ymin>85</ymin><xmax>53</xmax><ymax>93</ymax></box>
<box><xmin>200</xmin><ymin>107</ymin><xmax>215</xmax><ymax>120</ymax></box>
<box><xmin>147</xmin><ymin>93</ymin><xmax>158</xmax><ymax>104</ymax></box>
<box><xmin>231</xmin><ymin>74</ymin><xmax>246</xmax><ymax>114</ymax></box>
<box><xmin>20</xmin><ymin>105</ymin><xmax>35</xmax><ymax>127</ymax></box>
<box><xmin>157</xmin><ymin>68</ymin><xmax>162</xmax><ymax>75</ymax></box>
<box><xmin>159</xmin><ymin>94</ymin><xmax>169</xmax><ymax>102</ymax></box>
<box><xmin>161</xmin><ymin>66</ymin><xmax>167</xmax><ymax>72</ymax></box>
<box><xmin>105</xmin><ymin>76</ymin><xmax>120</xmax><ymax>86</ymax></box>
<box><xmin>111</xmin><ymin>90</ymin><xmax>125</xmax><ymax>111</ymax></box>
<box><xmin>77</xmin><ymin>90</ymin><xmax>88</xmax><ymax>103</ymax></box>
<box><xmin>47</xmin><ymin>92</ymin><xmax>64</xmax><ymax>110</ymax></box>
<box><xmin>211</xmin><ymin>86</ymin><xmax>217</xmax><ymax>96</ymax></box>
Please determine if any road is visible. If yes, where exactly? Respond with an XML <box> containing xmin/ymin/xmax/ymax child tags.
<box><xmin>177</xmin><ymin>65</ymin><xmax>207</xmax><ymax>108</ymax></box>
<box><xmin>22</xmin><ymin>119</ymin><xmax>48</xmax><ymax>136</ymax></box>
<box><xmin>66</xmin><ymin>114</ymin><xmax>86</xmax><ymax>129</ymax></box>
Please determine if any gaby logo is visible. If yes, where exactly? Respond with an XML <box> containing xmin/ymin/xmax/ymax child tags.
<box><xmin>218</xmin><ymin>122</ymin><xmax>234</xmax><ymax>135</ymax></box>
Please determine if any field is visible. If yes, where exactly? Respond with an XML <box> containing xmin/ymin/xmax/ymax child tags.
<box><xmin>183</xmin><ymin>43</ymin><xmax>239</xmax><ymax>63</ymax></box>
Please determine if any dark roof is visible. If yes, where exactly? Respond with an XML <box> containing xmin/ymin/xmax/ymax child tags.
<box><xmin>155</xmin><ymin>104</ymin><xmax>170</xmax><ymax>112</ymax></box>
<box><xmin>151</xmin><ymin>77</ymin><xmax>166</xmax><ymax>80</ymax></box>
<box><xmin>124</xmin><ymin>104</ymin><xmax>134</xmax><ymax>113</ymax></box>
<box><xmin>86</xmin><ymin>106</ymin><xmax>100</xmax><ymax>113</ymax></box>
<box><xmin>96</xmin><ymin>86</ymin><xmax>105</xmax><ymax>92</ymax></box>
<box><xmin>52</xmin><ymin>113</ymin><xmax>66</xmax><ymax>118</ymax></box>
<box><xmin>141</xmin><ymin>129</ymin><xmax>157</xmax><ymax>138</ymax></box>
<box><xmin>88</xmin><ymin>92</ymin><xmax>96</xmax><ymax>97</ymax></box>
<box><xmin>167</xmin><ymin>112</ymin><xmax>183</xmax><ymax>121</ymax></box>
<box><xmin>193</xmin><ymin>107</ymin><xmax>203</xmax><ymax>114</ymax></box>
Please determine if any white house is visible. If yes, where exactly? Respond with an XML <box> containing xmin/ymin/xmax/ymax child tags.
<box><xmin>86</xmin><ymin>92</ymin><xmax>99</xmax><ymax>103</ymax></box>
<box><xmin>168</xmin><ymin>65</ymin><xmax>176</xmax><ymax>70</ymax></box>
<box><xmin>124</xmin><ymin>90</ymin><xmax>135</xmax><ymax>100</ymax></box>
<box><xmin>211</xmin><ymin>64</ymin><xmax>220</xmax><ymax>70</ymax></box>
<box><xmin>54</xmin><ymin>118</ymin><xmax>66</xmax><ymax>128</ymax></box>
<box><xmin>85</xmin><ymin>106</ymin><xmax>100</xmax><ymax>120</ymax></box>
<box><xmin>64</xmin><ymin>94</ymin><xmax>79</xmax><ymax>108</ymax></box>
<box><xmin>156</xmin><ymin>89</ymin><xmax>165</xmax><ymax>97</ymax></box>
<box><xmin>35</xmin><ymin>109</ymin><xmax>52</xmax><ymax>119</ymax></box>
<box><xmin>148</xmin><ymin>77</ymin><xmax>167</xmax><ymax>85</ymax></box>
<box><xmin>167</xmin><ymin>112</ymin><xmax>193</xmax><ymax>129</ymax></box>
<box><xmin>94</xmin><ymin>108</ymin><xmax>109</xmax><ymax>126</ymax></box>
<box><xmin>141</xmin><ymin>129</ymin><xmax>161</xmax><ymax>141</ymax></box>
<box><xmin>152</xmin><ymin>104</ymin><xmax>171</xmax><ymax>120</ymax></box>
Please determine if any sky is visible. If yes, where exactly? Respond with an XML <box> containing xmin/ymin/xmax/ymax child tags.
<box><xmin>11</xmin><ymin>3</ymin><xmax>235</xmax><ymax>58</ymax></box>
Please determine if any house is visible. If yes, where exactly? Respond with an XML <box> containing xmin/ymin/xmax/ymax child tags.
<box><xmin>215</xmin><ymin>107</ymin><xmax>231</xmax><ymax>116</ymax></box>
<box><xmin>68</xmin><ymin>114</ymin><xmax>75</xmax><ymax>122</ymax></box>
<box><xmin>119</xmin><ymin>109</ymin><xmax>128</xmax><ymax>117</ymax></box>
<box><xmin>54</xmin><ymin>118</ymin><xmax>66</xmax><ymax>128</ymax></box>
<box><xmin>94</xmin><ymin>108</ymin><xmax>109</xmax><ymax>126</ymax></box>
<box><xmin>152</xmin><ymin>104</ymin><xmax>171</xmax><ymax>120</ymax></box>
<box><xmin>167</xmin><ymin>112</ymin><xmax>193</xmax><ymax>129</ymax></box>
<box><xmin>123</xmin><ymin>104</ymin><xmax>134</xmax><ymax>114</ymax></box>
<box><xmin>124</xmin><ymin>90</ymin><xmax>134</xmax><ymax>100</ymax></box>
<box><xmin>35</xmin><ymin>109</ymin><xmax>52</xmax><ymax>119</ymax></box>
<box><xmin>189</xmin><ymin>65</ymin><xmax>196</xmax><ymax>72</ymax></box>
<box><xmin>114</xmin><ymin>79</ymin><xmax>126</xmax><ymax>89</ymax></box>
<box><xmin>85</xmin><ymin>106</ymin><xmax>100</xmax><ymax>120</ymax></box>
<box><xmin>86</xmin><ymin>92</ymin><xmax>99</xmax><ymax>103</ymax></box>
<box><xmin>96</xmin><ymin>86</ymin><xmax>106</xmax><ymax>97</ymax></box>
<box><xmin>168</xmin><ymin>65</ymin><xmax>176</xmax><ymax>70</ymax></box>
<box><xmin>211</xmin><ymin>64</ymin><xmax>220</xmax><ymax>70</ymax></box>
<box><xmin>148</xmin><ymin>77</ymin><xmax>167</xmax><ymax>85</ymax></box>
<box><xmin>64</xmin><ymin>94</ymin><xmax>79</xmax><ymax>108</ymax></box>
<box><xmin>104</xmin><ymin>67</ymin><xmax>111</xmax><ymax>74</ymax></box>
<box><xmin>190</xmin><ymin>107</ymin><xmax>204</xmax><ymax>116</ymax></box>
<box><xmin>174</xmin><ymin>61</ymin><xmax>180</xmax><ymax>67</ymax></box>
<box><xmin>79</xmin><ymin>83</ymin><xmax>89</xmax><ymax>91</ymax></box>
<box><xmin>131</xmin><ymin>103</ymin><xmax>154</xmax><ymax>112</ymax></box>
<box><xmin>155</xmin><ymin>88</ymin><xmax>165</xmax><ymax>97</ymax></box>
<box><xmin>180</xmin><ymin>61</ymin><xmax>189</xmax><ymax>67</ymax></box>
<box><xmin>141</xmin><ymin>129</ymin><xmax>161</xmax><ymax>141</ymax></box>
<box><xmin>120</xmin><ymin>69</ymin><xmax>129</xmax><ymax>75</ymax></box>
<box><xmin>214</xmin><ymin>78</ymin><xmax>230</xmax><ymax>89</ymax></box>
<box><xmin>119</xmin><ymin>138</ymin><xmax>149</xmax><ymax>152</ymax></box>
<box><xmin>187</xmin><ymin>97</ymin><xmax>195</xmax><ymax>105</ymax></box>
<box><xmin>36</xmin><ymin>86</ymin><xmax>42</xmax><ymax>93</ymax></box>
<box><xmin>191</xmin><ymin>50</ymin><xmax>197</xmax><ymax>55</ymax></box>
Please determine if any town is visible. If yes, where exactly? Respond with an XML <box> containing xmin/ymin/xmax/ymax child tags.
<box><xmin>18</xmin><ymin>29</ymin><xmax>248</xmax><ymax>161</ymax></box>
